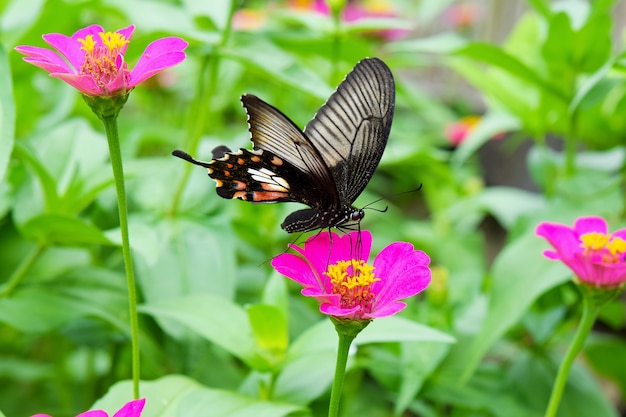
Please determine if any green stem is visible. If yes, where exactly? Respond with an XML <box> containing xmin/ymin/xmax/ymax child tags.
<box><xmin>328</xmin><ymin>331</ymin><xmax>356</xmax><ymax>417</ymax></box>
<box><xmin>168</xmin><ymin>2</ymin><xmax>237</xmax><ymax>216</ymax></box>
<box><xmin>101</xmin><ymin>115</ymin><xmax>141</xmax><ymax>399</ymax></box>
<box><xmin>544</xmin><ymin>293</ymin><xmax>600</xmax><ymax>417</ymax></box>
<box><xmin>0</xmin><ymin>243</ymin><xmax>46</xmax><ymax>298</ymax></box>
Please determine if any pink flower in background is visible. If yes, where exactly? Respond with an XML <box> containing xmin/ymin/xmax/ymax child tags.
<box><xmin>296</xmin><ymin>0</ymin><xmax>410</xmax><ymax>40</ymax></box>
<box><xmin>32</xmin><ymin>398</ymin><xmax>145</xmax><ymax>417</ymax></box>
<box><xmin>272</xmin><ymin>231</ymin><xmax>431</xmax><ymax>320</ymax></box>
<box><xmin>442</xmin><ymin>2</ymin><xmax>482</xmax><ymax>29</ymax></box>
<box><xmin>15</xmin><ymin>25</ymin><xmax>187</xmax><ymax>97</ymax></box>
<box><xmin>536</xmin><ymin>216</ymin><xmax>626</xmax><ymax>288</ymax></box>
<box><xmin>444</xmin><ymin>115</ymin><xmax>505</xmax><ymax>146</ymax></box>
<box><xmin>444</xmin><ymin>115</ymin><xmax>481</xmax><ymax>146</ymax></box>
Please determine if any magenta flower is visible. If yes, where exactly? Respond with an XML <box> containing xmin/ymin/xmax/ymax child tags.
<box><xmin>15</xmin><ymin>25</ymin><xmax>187</xmax><ymax>97</ymax></box>
<box><xmin>32</xmin><ymin>398</ymin><xmax>145</xmax><ymax>417</ymax></box>
<box><xmin>272</xmin><ymin>230</ymin><xmax>431</xmax><ymax>320</ymax></box>
<box><xmin>536</xmin><ymin>216</ymin><xmax>626</xmax><ymax>288</ymax></box>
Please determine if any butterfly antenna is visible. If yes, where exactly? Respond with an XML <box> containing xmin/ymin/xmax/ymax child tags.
<box><xmin>362</xmin><ymin>184</ymin><xmax>423</xmax><ymax>211</ymax></box>
<box><xmin>172</xmin><ymin>150</ymin><xmax>212</xmax><ymax>169</ymax></box>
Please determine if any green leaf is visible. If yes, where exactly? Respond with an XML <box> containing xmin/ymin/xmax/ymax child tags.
<box><xmin>0</xmin><ymin>44</ymin><xmax>14</xmax><ymax>183</ymax></box>
<box><xmin>0</xmin><ymin>0</ymin><xmax>46</xmax><ymax>45</ymax></box>
<box><xmin>91</xmin><ymin>375</ymin><xmax>204</xmax><ymax>416</ymax></box>
<box><xmin>182</xmin><ymin>0</ymin><xmax>234</xmax><ymax>30</ymax></box>
<box><xmin>224</xmin><ymin>35</ymin><xmax>333</xmax><ymax>100</ymax></box>
<box><xmin>526</xmin><ymin>0</ymin><xmax>551</xmax><ymax>18</ymax></box>
<box><xmin>459</xmin><ymin>232</ymin><xmax>570</xmax><ymax>380</ymax></box>
<box><xmin>19</xmin><ymin>213</ymin><xmax>113</xmax><ymax>245</ymax></box>
<box><xmin>394</xmin><ymin>342</ymin><xmax>451</xmax><ymax>416</ymax></box>
<box><xmin>454</xmin><ymin>42</ymin><xmax>565</xmax><ymax>102</ymax></box>
<box><xmin>179</xmin><ymin>386</ymin><xmax>305</xmax><ymax>417</ymax></box>
<box><xmin>585</xmin><ymin>335</ymin><xmax>626</xmax><ymax>399</ymax></box>
<box><xmin>288</xmin><ymin>316</ymin><xmax>454</xmax><ymax>359</ymax></box>
<box><xmin>140</xmin><ymin>294</ymin><xmax>272</xmax><ymax>370</ymax></box>
<box><xmin>129</xmin><ymin>217</ymin><xmax>236</xmax><ymax>304</ymax></box>
<box><xmin>0</xmin><ymin>273</ymin><xmax>127</xmax><ymax>333</ymax></box>
<box><xmin>247</xmin><ymin>304</ymin><xmax>288</xmax><ymax>366</ymax></box>
<box><xmin>390</xmin><ymin>32</ymin><xmax>467</xmax><ymax>54</ymax></box>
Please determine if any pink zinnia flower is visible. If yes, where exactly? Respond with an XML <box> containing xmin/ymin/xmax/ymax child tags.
<box><xmin>536</xmin><ymin>216</ymin><xmax>626</xmax><ymax>288</ymax></box>
<box><xmin>32</xmin><ymin>398</ymin><xmax>145</xmax><ymax>417</ymax></box>
<box><xmin>271</xmin><ymin>230</ymin><xmax>431</xmax><ymax>320</ymax></box>
<box><xmin>15</xmin><ymin>25</ymin><xmax>187</xmax><ymax>97</ymax></box>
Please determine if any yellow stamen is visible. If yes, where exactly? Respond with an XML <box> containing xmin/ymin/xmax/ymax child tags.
<box><xmin>325</xmin><ymin>259</ymin><xmax>380</xmax><ymax>311</ymax></box>
<box><xmin>78</xmin><ymin>35</ymin><xmax>97</xmax><ymax>52</ymax></box>
<box><xmin>580</xmin><ymin>232</ymin><xmax>626</xmax><ymax>264</ymax></box>
<box><xmin>608</xmin><ymin>237</ymin><xmax>626</xmax><ymax>255</ymax></box>
<box><xmin>99</xmin><ymin>31</ymin><xmax>129</xmax><ymax>52</ymax></box>
<box><xmin>580</xmin><ymin>232</ymin><xmax>610</xmax><ymax>250</ymax></box>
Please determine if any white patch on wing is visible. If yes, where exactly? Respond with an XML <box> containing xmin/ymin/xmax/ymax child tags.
<box><xmin>248</xmin><ymin>167</ymin><xmax>290</xmax><ymax>192</ymax></box>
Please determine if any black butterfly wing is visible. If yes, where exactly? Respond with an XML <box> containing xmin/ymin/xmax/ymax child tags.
<box><xmin>240</xmin><ymin>94</ymin><xmax>339</xmax><ymax>210</ymax></box>
<box><xmin>303</xmin><ymin>57</ymin><xmax>395</xmax><ymax>205</ymax></box>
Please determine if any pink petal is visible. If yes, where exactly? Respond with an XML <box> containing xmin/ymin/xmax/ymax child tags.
<box><xmin>71</xmin><ymin>25</ymin><xmax>105</xmax><ymax>41</ymax></box>
<box><xmin>611</xmin><ymin>228</ymin><xmax>626</xmax><ymax>240</ymax></box>
<box><xmin>129</xmin><ymin>37</ymin><xmax>188</xmax><ymax>87</ymax></box>
<box><xmin>364</xmin><ymin>301</ymin><xmax>406</xmax><ymax>319</ymax></box>
<box><xmin>271</xmin><ymin>253</ymin><xmax>323</xmax><ymax>290</ymax></box>
<box><xmin>76</xmin><ymin>411</ymin><xmax>107</xmax><ymax>417</ymax></box>
<box><xmin>43</xmin><ymin>33</ymin><xmax>86</xmax><ymax>71</ymax></box>
<box><xmin>320</xmin><ymin>303</ymin><xmax>360</xmax><ymax>318</ymax></box>
<box><xmin>52</xmin><ymin>72</ymin><xmax>102</xmax><ymax>95</ymax></box>
<box><xmin>536</xmin><ymin>222</ymin><xmax>581</xmax><ymax>257</ymax></box>
<box><xmin>573</xmin><ymin>216</ymin><xmax>608</xmax><ymax>235</ymax></box>
<box><xmin>113</xmin><ymin>399</ymin><xmax>145</xmax><ymax>417</ymax></box>
<box><xmin>371</xmin><ymin>243</ymin><xmax>431</xmax><ymax>310</ymax></box>
<box><xmin>116</xmin><ymin>25</ymin><xmax>136</xmax><ymax>55</ymax></box>
<box><xmin>31</xmin><ymin>415</ymin><xmax>53</xmax><ymax>417</ymax></box>
<box><xmin>15</xmin><ymin>45</ymin><xmax>73</xmax><ymax>74</ymax></box>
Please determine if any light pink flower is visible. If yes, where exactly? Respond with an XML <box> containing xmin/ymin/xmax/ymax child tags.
<box><xmin>271</xmin><ymin>230</ymin><xmax>431</xmax><ymax>320</ymax></box>
<box><xmin>305</xmin><ymin>0</ymin><xmax>410</xmax><ymax>40</ymax></box>
<box><xmin>32</xmin><ymin>398</ymin><xmax>145</xmax><ymax>417</ymax></box>
<box><xmin>536</xmin><ymin>216</ymin><xmax>626</xmax><ymax>288</ymax></box>
<box><xmin>16</xmin><ymin>25</ymin><xmax>187</xmax><ymax>97</ymax></box>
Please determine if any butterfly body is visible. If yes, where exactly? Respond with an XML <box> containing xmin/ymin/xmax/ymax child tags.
<box><xmin>173</xmin><ymin>57</ymin><xmax>395</xmax><ymax>233</ymax></box>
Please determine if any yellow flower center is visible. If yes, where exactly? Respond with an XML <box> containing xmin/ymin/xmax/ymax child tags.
<box><xmin>325</xmin><ymin>259</ymin><xmax>380</xmax><ymax>312</ymax></box>
<box><xmin>580</xmin><ymin>232</ymin><xmax>626</xmax><ymax>263</ymax></box>
<box><xmin>77</xmin><ymin>31</ymin><xmax>130</xmax><ymax>94</ymax></box>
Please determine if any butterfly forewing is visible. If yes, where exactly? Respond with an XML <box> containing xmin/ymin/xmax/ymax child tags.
<box><xmin>303</xmin><ymin>57</ymin><xmax>395</xmax><ymax>204</ymax></box>
<box><xmin>241</xmin><ymin>94</ymin><xmax>339</xmax><ymax>210</ymax></box>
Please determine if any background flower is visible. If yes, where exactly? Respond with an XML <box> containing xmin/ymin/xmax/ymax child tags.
<box><xmin>536</xmin><ymin>216</ymin><xmax>626</xmax><ymax>288</ymax></box>
<box><xmin>15</xmin><ymin>25</ymin><xmax>187</xmax><ymax>96</ymax></box>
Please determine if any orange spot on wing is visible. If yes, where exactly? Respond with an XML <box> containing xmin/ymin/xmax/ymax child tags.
<box><xmin>233</xmin><ymin>191</ymin><xmax>248</xmax><ymax>200</ymax></box>
<box><xmin>232</xmin><ymin>181</ymin><xmax>246</xmax><ymax>190</ymax></box>
<box><xmin>251</xmin><ymin>191</ymin><xmax>289</xmax><ymax>201</ymax></box>
<box><xmin>251</xmin><ymin>155</ymin><xmax>262</xmax><ymax>163</ymax></box>
<box><xmin>237</xmin><ymin>158</ymin><xmax>245</xmax><ymax>165</ymax></box>
<box><xmin>271</xmin><ymin>156</ymin><xmax>283</xmax><ymax>166</ymax></box>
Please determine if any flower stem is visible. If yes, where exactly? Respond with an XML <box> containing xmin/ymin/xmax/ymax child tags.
<box><xmin>168</xmin><ymin>2</ymin><xmax>237</xmax><ymax>216</ymax></box>
<box><xmin>328</xmin><ymin>331</ymin><xmax>356</xmax><ymax>417</ymax></box>
<box><xmin>101</xmin><ymin>115</ymin><xmax>141</xmax><ymax>399</ymax></box>
<box><xmin>0</xmin><ymin>243</ymin><xmax>46</xmax><ymax>298</ymax></box>
<box><xmin>543</xmin><ymin>292</ymin><xmax>600</xmax><ymax>417</ymax></box>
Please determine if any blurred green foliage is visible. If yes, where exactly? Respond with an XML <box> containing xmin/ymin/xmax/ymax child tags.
<box><xmin>1</xmin><ymin>0</ymin><xmax>626</xmax><ymax>416</ymax></box>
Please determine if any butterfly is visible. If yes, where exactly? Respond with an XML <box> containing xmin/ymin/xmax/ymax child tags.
<box><xmin>172</xmin><ymin>57</ymin><xmax>395</xmax><ymax>233</ymax></box>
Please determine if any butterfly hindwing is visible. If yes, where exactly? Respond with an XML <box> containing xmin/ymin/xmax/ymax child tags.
<box><xmin>207</xmin><ymin>148</ymin><xmax>322</xmax><ymax>205</ymax></box>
